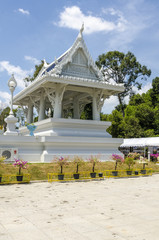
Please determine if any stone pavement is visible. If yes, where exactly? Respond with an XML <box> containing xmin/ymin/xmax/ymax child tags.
<box><xmin>0</xmin><ymin>175</ymin><xmax>159</xmax><ymax>240</ymax></box>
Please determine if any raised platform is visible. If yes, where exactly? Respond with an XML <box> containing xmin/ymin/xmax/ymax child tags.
<box><xmin>0</xmin><ymin>119</ymin><xmax>123</xmax><ymax>162</ymax></box>
<box><xmin>19</xmin><ymin>118</ymin><xmax>112</xmax><ymax>138</ymax></box>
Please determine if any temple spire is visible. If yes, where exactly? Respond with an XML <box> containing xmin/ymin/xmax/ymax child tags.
<box><xmin>78</xmin><ymin>23</ymin><xmax>84</xmax><ymax>39</ymax></box>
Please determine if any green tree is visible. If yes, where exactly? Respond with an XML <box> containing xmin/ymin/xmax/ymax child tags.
<box><xmin>96</xmin><ymin>51</ymin><xmax>151</xmax><ymax>117</ymax></box>
<box><xmin>24</xmin><ymin>60</ymin><xmax>44</xmax><ymax>83</ymax></box>
<box><xmin>107</xmin><ymin>110</ymin><xmax>125</xmax><ymax>137</ymax></box>
<box><xmin>129</xmin><ymin>93</ymin><xmax>145</xmax><ymax>106</ymax></box>
<box><xmin>135</xmin><ymin>104</ymin><xmax>155</xmax><ymax>130</ymax></box>
<box><xmin>150</xmin><ymin>77</ymin><xmax>159</xmax><ymax>107</ymax></box>
<box><xmin>124</xmin><ymin>116</ymin><xmax>144</xmax><ymax>138</ymax></box>
<box><xmin>0</xmin><ymin>107</ymin><xmax>10</xmax><ymax>131</ymax></box>
<box><xmin>80</xmin><ymin>103</ymin><xmax>92</xmax><ymax>120</ymax></box>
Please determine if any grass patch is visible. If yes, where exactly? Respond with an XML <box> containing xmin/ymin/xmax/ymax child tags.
<box><xmin>1</xmin><ymin>161</ymin><xmax>159</xmax><ymax>180</ymax></box>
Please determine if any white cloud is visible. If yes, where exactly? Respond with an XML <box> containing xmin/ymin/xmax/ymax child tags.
<box><xmin>104</xmin><ymin>1</ymin><xmax>153</xmax><ymax>51</ymax></box>
<box><xmin>0</xmin><ymin>91</ymin><xmax>10</xmax><ymax>101</ymax></box>
<box><xmin>102</xmin><ymin>96</ymin><xmax>119</xmax><ymax>114</ymax></box>
<box><xmin>56</xmin><ymin>6</ymin><xmax>127</xmax><ymax>34</ymax></box>
<box><xmin>0</xmin><ymin>98</ymin><xmax>9</xmax><ymax>109</ymax></box>
<box><xmin>133</xmin><ymin>82</ymin><xmax>152</xmax><ymax>95</ymax></box>
<box><xmin>18</xmin><ymin>8</ymin><xmax>30</xmax><ymax>15</ymax></box>
<box><xmin>0</xmin><ymin>92</ymin><xmax>10</xmax><ymax>110</ymax></box>
<box><xmin>24</xmin><ymin>56</ymin><xmax>40</xmax><ymax>65</ymax></box>
<box><xmin>0</xmin><ymin>61</ymin><xmax>33</xmax><ymax>88</ymax></box>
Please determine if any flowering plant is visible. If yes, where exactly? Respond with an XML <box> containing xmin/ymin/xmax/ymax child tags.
<box><xmin>73</xmin><ymin>156</ymin><xmax>84</xmax><ymax>173</ymax></box>
<box><xmin>89</xmin><ymin>155</ymin><xmax>100</xmax><ymax>173</ymax></box>
<box><xmin>13</xmin><ymin>159</ymin><xmax>28</xmax><ymax>175</ymax></box>
<box><xmin>150</xmin><ymin>153</ymin><xmax>159</xmax><ymax>163</ymax></box>
<box><xmin>112</xmin><ymin>154</ymin><xmax>124</xmax><ymax>170</ymax></box>
<box><xmin>127</xmin><ymin>152</ymin><xmax>140</xmax><ymax>160</ymax></box>
<box><xmin>125</xmin><ymin>156</ymin><xmax>135</xmax><ymax>170</ymax></box>
<box><xmin>54</xmin><ymin>156</ymin><xmax>68</xmax><ymax>174</ymax></box>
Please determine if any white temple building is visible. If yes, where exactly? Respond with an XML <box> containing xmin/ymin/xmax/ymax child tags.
<box><xmin>0</xmin><ymin>26</ymin><xmax>124</xmax><ymax>162</ymax></box>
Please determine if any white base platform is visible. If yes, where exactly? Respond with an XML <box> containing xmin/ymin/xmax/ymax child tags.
<box><xmin>0</xmin><ymin>119</ymin><xmax>123</xmax><ymax>162</ymax></box>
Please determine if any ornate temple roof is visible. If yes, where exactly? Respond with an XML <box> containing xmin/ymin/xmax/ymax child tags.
<box><xmin>13</xmin><ymin>25</ymin><xmax>124</xmax><ymax>104</ymax></box>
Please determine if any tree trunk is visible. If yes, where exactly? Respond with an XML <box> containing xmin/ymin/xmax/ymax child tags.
<box><xmin>118</xmin><ymin>94</ymin><xmax>125</xmax><ymax>118</ymax></box>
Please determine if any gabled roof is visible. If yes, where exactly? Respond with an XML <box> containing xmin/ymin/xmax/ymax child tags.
<box><xmin>13</xmin><ymin>25</ymin><xmax>125</xmax><ymax>104</ymax></box>
<box><xmin>36</xmin><ymin>24</ymin><xmax>104</xmax><ymax>81</ymax></box>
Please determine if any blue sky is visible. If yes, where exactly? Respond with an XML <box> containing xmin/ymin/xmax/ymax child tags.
<box><xmin>0</xmin><ymin>0</ymin><xmax>159</xmax><ymax>113</ymax></box>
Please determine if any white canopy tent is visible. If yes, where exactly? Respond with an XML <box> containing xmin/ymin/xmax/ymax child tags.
<box><xmin>120</xmin><ymin>137</ymin><xmax>159</xmax><ymax>148</ymax></box>
<box><xmin>120</xmin><ymin>137</ymin><xmax>159</xmax><ymax>159</ymax></box>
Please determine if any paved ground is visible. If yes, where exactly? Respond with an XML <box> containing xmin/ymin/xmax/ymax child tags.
<box><xmin>0</xmin><ymin>175</ymin><xmax>159</xmax><ymax>240</ymax></box>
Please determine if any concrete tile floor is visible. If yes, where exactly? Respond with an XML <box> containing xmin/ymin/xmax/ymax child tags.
<box><xmin>0</xmin><ymin>175</ymin><xmax>159</xmax><ymax>240</ymax></box>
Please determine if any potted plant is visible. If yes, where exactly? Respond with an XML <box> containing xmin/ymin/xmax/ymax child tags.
<box><xmin>150</xmin><ymin>153</ymin><xmax>159</xmax><ymax>163</ymax></box>
<box><xmin>112</xmin><ymin>154</ymin><xmax>124</xmax><ymax>176</ymax></box>
<box><xmin>54</xmin><ymin>156</ymin><xmax>68</xmax><ymax>180</ymax></box>
<box><xmin>13</xmin><ymin>159</ymin><xmax>28</xmax><ymax>181</ymax></box>
<box><xmin>73</xmin><ymin>156</ymin><xmax>84</xmax><ymax>179</ymax></box>
<box><xmin>139</xmin><ymin>156</ymin><xmax>148</xmax><ymax>174</ymax></box>
<box><xmin>89</xmin><ymin>155</ymin><xmax>99</xmax><ymax>178</ymax></box>
<box><xmin>125</xmin><ymin>156</ymin><xmax>134</xmax><ymax>175</ymax></box>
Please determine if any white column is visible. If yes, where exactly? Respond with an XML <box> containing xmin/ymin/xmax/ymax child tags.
<box><xmin>27</xmin><ymin>103</ymin><xmax>33</xmax><ymax>124</ymax></box>
<box><xmin>39</xmin><ymin>95</ymin><xmax>45</xmax><ymax>121</ymax></box>
<box><xmin>92</xmin><ymin>95</ymin><xmax>100</xmax><ymax>121</ymax></box>
<box><xmin>53</xmin><ymin>92</ymin><xmax>62</xmax><ymax>118</ymax></box>
<box><xmin>53</xmin><ymin>84</ymin><xmax>66</xmax><ymax>118</ymax></box>
<box><xmin>73</xmin><ymin>97</ymin><xmax>80</xmax><ymax>119</ymax></box>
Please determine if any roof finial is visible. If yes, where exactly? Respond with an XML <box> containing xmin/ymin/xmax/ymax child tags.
<box><xmin>80</xmin><ymin>23</ymin><xmax>84</xmax><ymax>34</ymax></box>
<box><xmin>78</xmin><ymin>23</ymin><xmax>84</xmax><ymax>39</ymax></box>
<box><xmin>43</xmin><ymin>58</ymin><xmax>48</xmax><ymax>68</ymax></box>
<box><xmin>54</xmin><ymin>57</ymin><xmax>58</xmax><ymax>64</ymax></box>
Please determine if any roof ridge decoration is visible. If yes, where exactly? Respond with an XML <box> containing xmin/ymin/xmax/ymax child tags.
<box><xmin>37</xmin><ymin>24</ymin><xmax>104</xmax><ymax>81</ymax></box>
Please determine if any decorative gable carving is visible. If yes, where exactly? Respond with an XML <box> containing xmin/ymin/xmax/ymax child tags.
<box><xmin>72</xmin><ymin>49</ymin><xmax>87</xmax><ymax>65</ymax></box>
<box><xmin>61</xmin><ymin>48</ymin><xmax>98</xmax><ymax>79</ymax></box>
<box><xmin>39</xmin><ymin>27</ymin><xmax>104</xmax><ymax>81</ymax></box>
<box><xmin>61</xmin><ymin>62</ymin><xmax>98</xmax><ymax>79</ymax></box>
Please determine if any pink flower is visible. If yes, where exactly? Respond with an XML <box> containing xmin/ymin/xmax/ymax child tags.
<box><xmin>13</xmin><ymin>159</ymin><xmax>28</xmax><ymax>175</ymax></box>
